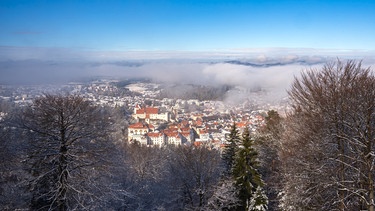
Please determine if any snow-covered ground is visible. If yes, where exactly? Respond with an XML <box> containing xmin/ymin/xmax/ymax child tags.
<box><xmin>125</xmin><ymin>83</ymin><xmax>147</xmax><ymax>93</ymax></box>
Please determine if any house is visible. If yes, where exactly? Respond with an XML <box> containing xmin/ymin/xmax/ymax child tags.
<box><xmin>133</xmin><ymin>104</ymin><xmax>170</xmax><ymax>122</ymax></box>
<box><xmin>165</xmin><ymin>131</ymin><xmax>182</xmax><ymax>146</ymax></box>
<box><xmin>128</xmin><ymin>122</ymin><xmax>155</xmax><ymax>144</ymax></box>
<box><xmin>147</xmin><ymin>132</ymin><xmax>166</xmax><ymax>146</ymax></box>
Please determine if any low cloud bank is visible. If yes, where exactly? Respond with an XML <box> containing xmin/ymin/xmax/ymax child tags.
<box><xmin>1</xmin><ymin>46</ymin><xmax>374</xmax><ymax>102</ymax></box>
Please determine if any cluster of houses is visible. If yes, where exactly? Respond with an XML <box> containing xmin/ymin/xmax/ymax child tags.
<box><xmin>127</xmin><ymin>103</ymin><xmax>266</xmax><ymax>149</ymax></box>
<box><xmin>128</xmin><ymin>105</ymin><xmax>196</xmax><ymax>146</ymax></box>
<box><xmin>128</xmin><ymin>121</ymin><xmax>194</xmax><ymax>146</ymax></box>
<box><xmin>1</xmin><ymin>81</ymin><xmax>271</xmax><ymax>149</ymax></box>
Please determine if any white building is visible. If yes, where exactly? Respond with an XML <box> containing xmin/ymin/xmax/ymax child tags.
<box><xmin>133</xmin><ymin>105</ymin><xmax>170</xmax><ymax>122</ymax></box>
<box><xmin>147</xmin><ymin>132</ymin><xmax>166</xmax><ymax>146</ymax></box>
<box><xmin>128</xmin><ymin>122</ymin><xmax>155</xmax><ymax>144</ymax></box>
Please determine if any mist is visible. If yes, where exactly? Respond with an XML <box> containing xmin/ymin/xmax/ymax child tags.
<box><xmin>1</xmin><ymin>46</ymin><xmax>374</xmax><ymax>102</ymax></box>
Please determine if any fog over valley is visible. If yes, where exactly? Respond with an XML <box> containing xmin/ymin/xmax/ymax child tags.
<box><xmin>2</xmin><ymin>46</ymin><xmax>374</xmax><ymax>103</ymax></box>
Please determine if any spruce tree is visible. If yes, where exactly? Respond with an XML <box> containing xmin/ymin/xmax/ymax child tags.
<box><xmin>233</xmin><ymin>127</ymin><xmax>268</xmax><ymax>211</ymax></box>
<box><xmin>222</xmin><ymin>122</ymin><xmax>240</xmax><ymax>176</ymax></box>
<box><xmin>248</xmin><ymin>186</ymin><xmax>268</xmax><ymax>211</ymax></box>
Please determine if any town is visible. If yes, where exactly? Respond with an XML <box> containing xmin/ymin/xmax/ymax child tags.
<box><xmin>0</xmin><ymin>78</ymin><xmax>285</xmax><ymax>149</ymax></box>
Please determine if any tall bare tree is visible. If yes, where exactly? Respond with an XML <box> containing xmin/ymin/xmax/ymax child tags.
<box><xmin>19</xmin><ymin>94</ymin><xmax>118</xmax><ymax>210</ymax></box>
<box><xmin>168</xmin><ymin>145</ymin><xmax>222</xmax><ymax>210</ymax></box>
<box><xmin>282</xmin><ymin>60</ymin><xmax>375</xmax><ymax>210</ymax></box>
<box><xmin>120</xmin><ymin>142</ymin><xmax>170</xmax><ymax>210</ymax></box>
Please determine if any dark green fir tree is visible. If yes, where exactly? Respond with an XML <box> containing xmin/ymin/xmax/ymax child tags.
<box><xmin>222</xmin><ymin>122</ymin><xmax>240</xmax><ymax>176</ymax></box>
<box><xmin>233</xmin><ymin>127</ymin><xmax>268</xmax><ymax>211</ymax></box>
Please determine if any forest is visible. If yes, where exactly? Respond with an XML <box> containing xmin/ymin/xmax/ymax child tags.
<box><xmin>0</xmin><ymin>60</ymin><xmax>374</xmax><ymax>211</ymax></box>
<box><xmin>157</xmin><ymin>84</ymin><xmax>232</xmax><ymax>101</ymax></box>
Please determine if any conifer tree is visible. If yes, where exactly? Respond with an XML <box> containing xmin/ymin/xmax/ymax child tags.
<box><xmin>222</xmin><ymin>122</ymin><xmax>240</xmax><ymax>176</ymax></box>
<box><xmin>233</xmin><ymin>127</ymin><xmax>267</xmax><ymax>211</ymax></box>
<box><xmin>248</xmin><ymin>186</ymin><xmax>268</xmax><ymax>211</ymax></box>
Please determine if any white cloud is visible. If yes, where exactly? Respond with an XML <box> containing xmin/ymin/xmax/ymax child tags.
<box><xmin>1</xmin><ymin>46</ymin><xmax>374</xmax><ymax>103</ymax></box>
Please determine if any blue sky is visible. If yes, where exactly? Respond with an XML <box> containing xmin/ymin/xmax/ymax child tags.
<box><xmin>1</xmin><ymin>0</ymin><xmax>375</xmax><ymax>51</ymax></box>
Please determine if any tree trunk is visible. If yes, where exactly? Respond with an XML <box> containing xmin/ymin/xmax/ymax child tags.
<box><xmin>369</xmin><ymin>173</ymin><xmax>374</xmax><ymax>211</ymax></box>
<box><xmin>57</xmin><ymin>144</ymin><xmax>68</xmax><ymax>211</ymax></box>
<box><xmin>57</xmin><ymin>113</ymin><xmax>68</xmax><ymax>211</ymax></box>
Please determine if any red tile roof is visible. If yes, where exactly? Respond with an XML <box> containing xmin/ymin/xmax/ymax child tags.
<box><xmin>128</xmin><ymin>122</ymin><xmax>154</xmax><ymax>129</ymax></box>
<box><xmin>165</xmin><ymin>131</ymin><xmax>180</xmax><ymax>138</ymax></box>
<box><xmin>135</xmin><ymin>107</ymin><xmax>159</xmax><ymax>114</ymax></box>
<box><xmin>128</xmin><ymin>122</ymin><xmax>148</xmax><ymax>129</ymax></box>
<box><xmin>145</xmin><ymin>107</ymin><xmax>158</xmax><ymax>114</ymax></box>
<box><xmin>147</xmin><ymin>132</ymin><xmax>163</xmax><ymax>137</ymax></box>
<box><xmin>135</xmin><ymin>109</ymin><xmax>144</xmax><ymax>114</ymax></box>
<box><xmin>194</xmin><ymin>142</ymin><xmax>202</xmax><ymax>147</ymax></box>
<box><xmin>236</xmin><ymin>122</ymin><xmax>248</xmax><ymax>128</ymax></box>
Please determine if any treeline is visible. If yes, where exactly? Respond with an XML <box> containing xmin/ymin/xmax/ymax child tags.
<box><xmin>1</xmin><ymin>60</ymin><xmax>374</xmax><ymax>211</ymax></box>
<box><xmin>158</xmin><ymin>84</ymin><xmax>232</xmax><ymax>101</ymax></box>
<box><xmin>114</xmin><ymin>78</ymin><xmax>152</xmax><ymax>88</ymax></box>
